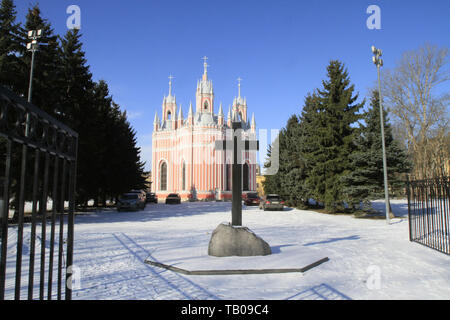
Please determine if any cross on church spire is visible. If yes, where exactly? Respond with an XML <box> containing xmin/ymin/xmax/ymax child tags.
<box><xmin>168</xmin><ymin>74</ymin><xmax>175</xmax><ymax>96</ymax></box>
<box><xmin>202</xmin><ymin>56</ymin><xmax>209</xmax><ymax>77</ymax></box>
<box><xmin>237</xmin><ymin>77</ymin><xmax>242</xmax><ymax>98</ymax></box>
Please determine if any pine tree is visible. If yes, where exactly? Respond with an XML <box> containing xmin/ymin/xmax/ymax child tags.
<box><xmin>262</xmin><ymin>141</ymin><xmax>281</xmax><ymax>195</ymax></box>
<box><xmin>59</xmin><ymin>28</ymin><xmax>98</xmax><ymax>205</ymax></box>
<box><xmin>108</xmin><ymin>103</ymin><xmax>148</xmax><ymax>197</ymax></box>
<box><xmin>295</xmin><ymin>92</ymin><xmax>322</xmax><ymax>207</ymax></box>
<box><xmin>91</xmin><ymin>81</ymin><xmax>148</xmax><ymax>203</ymax></box>
<box><xmin>304</xmin><ymin>60</ymin><xmax>364</xmax><ymax>213</ymax></box>
<box><xmin>278</xmin><ymin>115</ymin><xmax>308</xmax><ymax>207</ymax></box>
<box><xmin>343</xmin><ymin>90</ymin><xmax>411</xmax><ymax>207</ymax></box>
<box><xmin>0</xmin><ymin>0</ymin><xmax>23</xmax><ymax>91</ymax></box>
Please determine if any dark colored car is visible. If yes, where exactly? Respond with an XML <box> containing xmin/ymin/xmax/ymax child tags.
<box><xmin>259</xmin><ymin>194</ymin><xmax>284</xmax><ymax>211</ymax></box>
<box><xmin>165</xmin><ymin>193</ymin><xmax>181</xmax><ymax>204</ymax></box>
<box><xmin>244</xmin><ymin>192</ymin><xmax>260</xmax><ymax>206</ymax></box>
<box><xmin>146</xmin><ymin>192</ymin><xmax>158</xmax><ymax>203</ymax></box>
<box><xmin>117</xmin><ymin>193</ymin><xmax>146</xmax><ymax>211</ymax></box>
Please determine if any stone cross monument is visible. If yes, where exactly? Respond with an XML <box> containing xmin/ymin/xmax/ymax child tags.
<box><xmin>215</xmin><ymin>120</ymin><xmax>259</xmax><ymax>226</ymax></box>
<box><xmin>209</xmin><ymin>119</ymin><xmax>271</xmax><ymax>257</ymax></box>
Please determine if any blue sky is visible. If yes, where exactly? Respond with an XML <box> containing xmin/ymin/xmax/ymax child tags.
<box><xmin>14</xmin><ymin>0</ymin><xmax>450</xmax><ymax>170</ymax></box>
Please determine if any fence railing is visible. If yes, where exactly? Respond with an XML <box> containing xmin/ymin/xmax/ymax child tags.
<box><xmin>407</xmin><ymin>176</ymin><xmax>450</xmax><ymax>255</ymax></box>
<box><xmin>0</xmin><ymin>86</ymin><xmax>78</xmax><ymax>300</ymax></box>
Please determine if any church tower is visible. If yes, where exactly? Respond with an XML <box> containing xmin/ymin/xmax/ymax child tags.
<box><xmin>232</xmin><ymin>77</ymin><xmax>247</xmax><ymax>123</ymax></box>
<box><xmin>196</xmin><ymin>56</ymin><xmax>214</xmax><ymax>114</ymax></box>
<box><xmin>162</xmin><ymin>75</ymin><xmax>177</xmax><ymax>127</ymax></box>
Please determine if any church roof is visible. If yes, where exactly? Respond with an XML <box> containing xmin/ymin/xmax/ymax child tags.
<box><xmin>195</xmin><ymin>112</ymin><xmax>216</xmax><ymax>126</ymax></box>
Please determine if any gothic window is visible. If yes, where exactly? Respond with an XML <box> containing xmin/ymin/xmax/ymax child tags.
<box><xmin>182</xmin><ymin>162</ymin><xmax>186</xmax><ymax>191</ymax></box>
<box><xmin>243</xmin><ymin>163</ymin><xmax>249</xmax><ymax>191</ymax></box>
<box><xmin>160</xmin><ymin>162</ymin><xmax>167</xmax><ymax>191</ymax></box>
<box><xmin>204</xmin><ymin>101</ymin><xmax>209</xmax><ymax>110</ymax></box>
<box><xmin>167</xmin><ymin>111</ymin><xmax>172</xmax><ymax>120</ymax></box>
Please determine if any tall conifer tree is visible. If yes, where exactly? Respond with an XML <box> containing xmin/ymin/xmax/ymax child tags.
<box><xmin>343</xmin><ymin>90</ymin><xmax>411</xmax><ymax>207</ymax></box>
<box><xmin>0</xmin><ymin>0</ymin><xmax>23</xmax><ymax>91</ymax></box>
<box><xmin>304</xmin><ymin>60</ymin><xmax>364</xmax><ymax>212</ymax></box>
<box><xmin>59</xmin><ymin>28</ymin><xmax>98</xmax><ymax>204</ymax></box>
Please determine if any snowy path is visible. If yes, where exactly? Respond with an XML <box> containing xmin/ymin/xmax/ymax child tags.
<box><xmin>4</xmin><ymin>200</ymin><xmax>450</xmax><ymax>300</ymax></box>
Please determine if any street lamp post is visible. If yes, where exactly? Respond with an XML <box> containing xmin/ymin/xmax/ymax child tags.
<box><xmin>13</xmin><ymin>30</ymin><xmax>42</xmax><ymax>299</ymax></box>
<box><xmin>26</xmin><ymin>29</ymin><xmax>42</xmax><ymax>104</ymax></box>
<box><xmin>372</xmin><ymin>45</ymin><xmax>391</xmax><ymax>224</ymax></box>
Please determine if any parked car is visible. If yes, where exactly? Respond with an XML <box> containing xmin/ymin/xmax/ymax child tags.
<box><xmin>130</xmin><ymin>189</ymin><xmax>146</xmax><ymax>197</ymax></box>
<box><xmin>165</xmin><ymin>193</ymin><xmax>181</xmax><ymax>204</ymax></box>
<box><xmin>259</xmin><ymin>194</ymin><xmax>284</xmax><ymax>211</ymax></box>
<box><xmin>117</xmin><ymin>192</ymin><xmax>146</xmax><ymax>211</ymax></box>
<box><xmin>244</xmin><ymin>192</ymin><xmax>260</xmax><ymax>206</ymax></box>
<box><xmin>146</xmin><ymin>192</ymin><xmax>158</xmax><ymax>203</ymax></box>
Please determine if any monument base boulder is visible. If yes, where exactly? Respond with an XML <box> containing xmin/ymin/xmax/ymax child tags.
<box><xmin>208</xmin><ymin>223</ymin><xmax>272</xmax><ymax>257</ymax></box>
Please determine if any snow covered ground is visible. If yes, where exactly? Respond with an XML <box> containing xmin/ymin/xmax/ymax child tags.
<box><xmin>4</xmin><ymin>199</ymin><xmax>450</xmax><ymax>300</ymax></box>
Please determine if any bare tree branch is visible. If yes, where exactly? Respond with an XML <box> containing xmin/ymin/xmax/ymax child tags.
<box><xmin>381</xmin><ymin>43</ymin><xmax>449</xmax><ymax>179</ymax></box>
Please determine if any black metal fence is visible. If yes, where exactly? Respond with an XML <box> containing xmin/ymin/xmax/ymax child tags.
<box><xmin>407</xmin><ymin>176</ymin><xmax>450</xmax><ymax>255</ymax></box>
<box><xmin>0</xmin><ymin>86</ymin><xmax>78</xmax><ymax>300</ymax></box>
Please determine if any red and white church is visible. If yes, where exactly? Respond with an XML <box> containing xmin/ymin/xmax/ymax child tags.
<box><xmin>151</xmin><ymin>58</ymin><xmax>257</xmax><ymax>201</ymax></box>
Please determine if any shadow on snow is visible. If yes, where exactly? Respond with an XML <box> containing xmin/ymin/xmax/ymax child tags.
<box><xmin>74</xmin><ymin>202</ymin><xmax>233</xmax><ymax>225</ymax></box>
<box><xmin>286</xmin><ymin>283</ymin><xmax>351</xmax><ymax>300</ymax></box>
<box><xmin>303</xmin><ymin>235</ymin><xmax>360</xmax><ymax>247</ymax></box>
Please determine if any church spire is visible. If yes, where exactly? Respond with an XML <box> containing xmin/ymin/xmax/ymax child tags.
<box><xmin>188</xmin><ymin>101</ymin><xmax>194</xmax><ymax>126</ymax></box>
<box><xmin>178</xmin><ymin>104</ymin><xmax>183</xmax><ymax>119</ymax></box>
<box><xmin>218</xmin><ymin>102</ymin><xmax>224</xmax><ymax>126</ymax></box>
<box><xmin>237</xmin><ymin>77</ymin><xmax>242</xmax><ymax>98</ymax></box>
<box><xmin>251</xmin><ymin>112</ymin><xmax>256</xmax><ymax>132</ymax></box>
<box><xmin>202</xmin><ymin>56</ymin><xmax>208</xmax><ymax>80</ymax></box>
<box><xmin>188</xmin><ymin>101</ymin><xmax>193</xmax><ymax>115</ymax></box>
<box><xmin>168</xmin><ymin>74</ymin><xmax>174</xmax><ymax>96</ymax></box>
<box><xmin>197</xmin><ymin>56</ymin><xmax>214</xmax><ymax>114</ymax></box>
<box><xmin>153</xmin><ymin>111</ymin><xmax>159</xmax><ymax>131</ymax></box>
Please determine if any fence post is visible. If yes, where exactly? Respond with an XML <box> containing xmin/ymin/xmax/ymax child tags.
<box><xmin>406</xmin><ymin>175</ymin><xmax>412</xmax><ymax>242</ymax></box>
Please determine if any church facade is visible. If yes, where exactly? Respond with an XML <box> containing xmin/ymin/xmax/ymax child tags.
<box><xmin>151</xmin><ymin>58</ymin><xmax>257</xmax><ymax>201</ymax></box>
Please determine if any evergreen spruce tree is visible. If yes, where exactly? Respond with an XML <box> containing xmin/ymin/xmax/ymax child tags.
<box><xmin>109</xmin><ymin>103</ymin><xmax>148</xmax><ymax>196</ymax></box>
<box><xmin>262</xmin><ymin>140</ymin><xmax>281</xmax><ymax>195</ymax></box>
<box><xmin>343</xmin><ymin>90</ymin><xmax>411</xmax><ymax>208</ymax></box>
<box><xmin>262</xmin><ymin>114</ymin><xmax>308</xmax><ymax>208</ymax></box>
<box><xmin>0</xmin><ymin>0</ymin><xmax>23</xmax><ymax>91</ymax></box>
<box><xmin>92</xmin><ymin>82</ymin><xmax>148</xmax><ymax>202</ymax></box>
<box><xmin>277</xmin><ymin>115</ymin><xmax>308</xmax><ymax>207</ymax></box>
<box><xmin>304</xmin><ymin>60</ymin><xmax>364</xmax><ymax>213</ymax></box>
<box><xmin>295</xmin><ymin>92</ymin><xmax>322</xmax><ymax>208</ymax></box>
<box><xmin>59</xmin><ymin>28</ymin><xmax>98</xmax><ymax>205</ymax></box>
